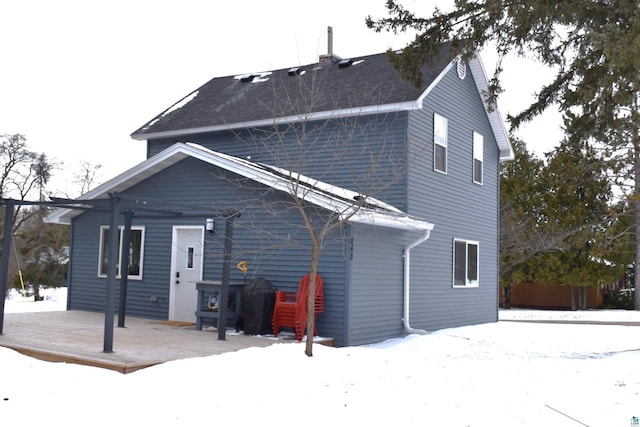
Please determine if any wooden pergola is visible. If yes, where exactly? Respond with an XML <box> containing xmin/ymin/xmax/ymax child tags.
<box><xmin>0</xmin><ymin>193</ymin><xmax>239</xmax><ymax>352</ymax></box>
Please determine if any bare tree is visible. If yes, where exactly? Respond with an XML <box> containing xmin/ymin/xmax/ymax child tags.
<box><xmin>72</xmin><ymin>161</ymin><xmax>102</xmax><ymax>196</ymax></box>
<box><xmin>217</xmin><ymin>68</ymin><xmax>410</xmax><ymax>357</ymax></box>
<box><xmin>0</xmin><ymin>134</ymin><xmax>55</xmax><ymax>237</ymax></box>
<box><xmin>0</xmin><ymin>134</ymin><xmax>57</xmax><ymax>297</ymax></box>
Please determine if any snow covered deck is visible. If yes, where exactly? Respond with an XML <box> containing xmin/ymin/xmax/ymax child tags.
<box><xmin>0</xmin><ymin>310</ymin><xmax>331</xmax><ymax>373</ymax></box>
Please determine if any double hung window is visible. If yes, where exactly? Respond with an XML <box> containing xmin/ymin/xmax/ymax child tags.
<box><xmin>98</xmin><ymin>226</ymin><xmax>145</xmax><ymax>280</ymax></box>
<box><xmin>473</xmin><ymin>132</ymin><xmax>483</xmax><ymax>184</ymax></box>
<box><xmin>434</xmin><ymin>113</ymin><xmax>448</xmax><ymax>173</ymax></box>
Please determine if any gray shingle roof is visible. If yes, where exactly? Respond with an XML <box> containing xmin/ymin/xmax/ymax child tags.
<box><xmin>131</xmin><ymin>49</ymin><xmax>453</xmax><ymax>139</ymax></box>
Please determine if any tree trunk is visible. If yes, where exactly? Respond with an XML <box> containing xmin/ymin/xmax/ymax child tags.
<box><xmin>503</xmin><ymin>285</ymin><xmax>512</xmax><ymax>309</ymax></box>
<box><xmin>305</xmin><ymin>244</ymin><xmax>321</xmax><ymax>357</ymax></box>
<box><xmin>635</xmin><ymin>134</ymin><xmax>640</xmax><ymax>310</ymax></box>
<box><xmin>576</xmin><ymin>287</ymin><xmax>587</xmax><ymax>310</ymax></box>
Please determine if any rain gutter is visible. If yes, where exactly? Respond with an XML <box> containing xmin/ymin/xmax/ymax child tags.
<box><xmin>403</xmin><ymin>229</ymin><xmax>432</xmax><ymax>335</ymax></box>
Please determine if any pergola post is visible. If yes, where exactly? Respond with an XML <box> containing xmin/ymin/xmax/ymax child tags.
<box><xmin>117</xmin><ymin>210</ymin><xmax>133</xmax><ymax>328</ymax></box>
<box><xmin>0</xmin><ymin>200</ymin><xmax>15</xmax><ymax>335</ymax></box>
<box><xmin>217</xmin><ymin>214</ymin><xmax>235</xmax><ymax>340</ymax></box>
<box><xmin>103</xmin><ymin>194</ymin><xmax>120</xmax><ymax>353</ymax></box>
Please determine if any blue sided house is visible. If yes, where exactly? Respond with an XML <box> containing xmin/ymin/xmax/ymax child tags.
<box><xmin>48</xmin><ymin>45</ymin><xmax>513</xmax><ymax>347</ymax></box>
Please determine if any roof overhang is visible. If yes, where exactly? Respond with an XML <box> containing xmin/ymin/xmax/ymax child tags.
<box><xmin>467</xmin><ymin>56</ymin><xmax>514</xmax><ymax>161</ymax></box>
<box><xmin>47</xmin><ymin>143</ymin><xmax>433</xmax><ymax>233</ymax></box>
<box><xmin>132</xmin><ymin>56</ymin><xmax>513</xmax><ymax>163</ymax></box>
<box><xmin>130</xmin><ymin>101</ymin><xmax>420</xmax><ymax>141</ymax></box>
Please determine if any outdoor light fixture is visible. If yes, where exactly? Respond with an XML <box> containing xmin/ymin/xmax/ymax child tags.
<box><xmin>205</xmin><ymin>218</ymin><xmax>215</xmax><ymax>233</ymax></box>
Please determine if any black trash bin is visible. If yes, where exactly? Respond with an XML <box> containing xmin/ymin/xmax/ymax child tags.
<box><xmin>242</xmin><ymin>277</ymin><xmax>276</xmax><ymax>335</ymax></box>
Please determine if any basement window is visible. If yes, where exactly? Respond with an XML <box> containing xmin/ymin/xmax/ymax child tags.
<box><xmin>98</xmin><ymin>226</ymin><xmax>145</xmax><ymax>280</ymax></box>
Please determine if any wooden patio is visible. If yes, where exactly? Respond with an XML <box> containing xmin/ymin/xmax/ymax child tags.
<box><xmin>0</xmin><ymin>310</ymin><xmax>325</xmax><ymax>374</ymax></box>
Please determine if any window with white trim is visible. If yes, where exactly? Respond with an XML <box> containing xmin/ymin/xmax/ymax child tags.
<box><xmin>453</xmin><ymin>239</ymin><xmax>479</xmax><ymax>288</ymax></box>
<box><xmin>98</xmin><ymin>226</ymin><xmax>145</xmax><ymax>280</ymax></box>
<box><xmin>473</xmin><ymin>132</ymin><xmax>484</xmax><ymax>184</ymax></box>
<box><xmin>434</xmin><ymin>113</ymin><xmax>448</xmax><ymax>173</ymax></box>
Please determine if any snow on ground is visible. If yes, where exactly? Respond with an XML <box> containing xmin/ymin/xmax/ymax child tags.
<box><xmin>500</xmin><ymin>307</ymin><xmax>640</xmax><ymax>323</ymax></box>
<box><xmin>2</xmin><ymin>288</ymin><xmax>640</xmax><ymax>426</ymax></box>
<box><xmin>4</xmin><ymin>287</ymin><xmax>67</xmax><ymax>312</ymax></box>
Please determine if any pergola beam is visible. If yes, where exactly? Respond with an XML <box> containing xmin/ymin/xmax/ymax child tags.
<box><xmin>0</xmin><ymin>194</ymin><xmax>240</xmax><ymax>352</ymax></box>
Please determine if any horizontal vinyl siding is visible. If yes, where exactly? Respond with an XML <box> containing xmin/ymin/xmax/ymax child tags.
<box><xmin>405</xmin><ymin>63</ymin><xmax>499</xmax><ymax>330</ymax></box>
<box><xmin>69</xmin><ymin>213</ymin><xmax>107</xmax><ymax>313</ymax></box>
<box><xmin>70</xmin><ymin>215</ymin><xmax>172</xmax><ymax>319</ymax></box>
<box><xmin>347</xmin><ymin>225</ymin><xmax>413</xmax><ymax>346</ymax></box>
<box><xmin>149</xmin><ymin>112</ymin><xmax>409</xmax><ymax>211</ymax></box>
<box><xmin>69</xmin><ymin>157</ymin><xmax>349</xmax><ymax>344</ymax></box>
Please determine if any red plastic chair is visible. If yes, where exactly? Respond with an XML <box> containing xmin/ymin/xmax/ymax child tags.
<box><xmin>272</xmin><ymin>273</ymin><xmax>324</xmax><ymax>341</ymax></box>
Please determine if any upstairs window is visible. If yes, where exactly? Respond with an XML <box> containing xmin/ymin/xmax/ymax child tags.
<box><xmin>98</xmin><ymin>226</ymin><xmax>145</xmax><ymax>280</ymax></box>
<box><xmin>453</xmin><ymin>239</ymin><xmax>479</xmax><ymax>288</ymax></box>
<box><xmin>434</xmin><ymin>113</ymin><xmax>448</xmax><ymax>174</ymax></box>
<box><xmin>473</xmin><ymin>132</ymin><xmax>484</xmax><ymax>184</ymax></box>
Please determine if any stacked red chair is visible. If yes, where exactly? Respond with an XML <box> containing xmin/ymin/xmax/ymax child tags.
<box><xmin>272</xmin><ymin>273</ymin><xmax>324</xmax><ymax>341</ymax></box>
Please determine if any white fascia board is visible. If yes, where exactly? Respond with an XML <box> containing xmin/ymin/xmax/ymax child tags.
<box><xmin>468</xmin><ymin>56</ymin><xmax>514</xmax><ymax>161</ymax></box>
<box><xmin>184</xmin><ymin>144</ymin><xmax>434</xmax><ymax>230</ymax></box>
<box><xmin>131</xmin><ymin>101</ymin><xmax>419</xmax><ymax>141</ymax></box>
<box><xmin>46</xmin><ymin>144</ymin><xmax>193</xmax><ymax>224</ymax></box>
<box><xmin>48</xmin><ymin>142</ymin><xmax>434</xmax><ymax>232</ymax></box>
<box><xmin>348</xmin><ymin>210</ymin><xmax>434</xmax><ymax>231</ymax></box>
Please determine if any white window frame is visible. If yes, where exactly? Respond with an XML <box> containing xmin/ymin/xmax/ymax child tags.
<box><xmin>433</xmin><ymin>113</ymin><xmax>448</xmax><ymax>174</ymax></box>
<box><xmin>453</xmin><ymin>239</ymin><xmax>479</xmax><ymax>288</ymax></box>
<box><xmin>473</xmin><ymin>132</ymin><xmax>484</xmax><ymax>185</ymax></box>
<box><xmin>98</xmin><ymin>225</ymin><xmax>145</xmax><ymax>280</ymax></box>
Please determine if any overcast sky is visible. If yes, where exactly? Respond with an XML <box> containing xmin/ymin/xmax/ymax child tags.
<box><xmin>1</xmin><ymin>0</ymin><xmax>562</xmax><ymax>196</ymax></box>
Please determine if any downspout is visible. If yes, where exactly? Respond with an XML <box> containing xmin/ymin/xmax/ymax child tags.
<box><xmin>403</xmin><ymin>229</ymin><xmax>432</xmax><ymax>334</ymax></box>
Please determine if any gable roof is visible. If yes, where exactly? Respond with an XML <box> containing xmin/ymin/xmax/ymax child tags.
<box><xmin>47</xmin><ymin>143</ymin><xmax>434</xmax><ymax>232</ymax></box>
<box><xmin>131</xmin><ymin>50</ymin><xmax>513</xmax><ymax>160</ymax></box>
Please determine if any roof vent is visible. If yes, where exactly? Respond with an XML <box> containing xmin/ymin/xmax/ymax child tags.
<box><xmin>456</xmin><ymin>58</ymin><xmax>466</xmax><ymax>80</ymax></box>
<box><xmin>288</xmin><ymin>67</ymin><xmax>302</xmax><ymax>76</ymax></box>
<box><xmin>338</xmin><ymin>59</ymin><xmax>353</xmax><ymax>68</ymax></box>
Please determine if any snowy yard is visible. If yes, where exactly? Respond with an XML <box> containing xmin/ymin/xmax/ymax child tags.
<box><xmin>2</xmin><ymin>288</ymin><xmax>640</xmax><ymax>426</ymax></box>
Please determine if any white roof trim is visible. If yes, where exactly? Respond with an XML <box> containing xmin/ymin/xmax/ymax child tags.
<box><xmin>468</xmin><ymin>55</ymin><xmax>514</xmax><ymax>160</ymax></box>
<box><xmin>131</xmin><ymin>101</ymin><xmax>419</xmax><ymax>141</ymax></box>
<box><xmin>47</xmin><ymin>143</ymin><xmax>433</xmax><ymax>232</ymax></box>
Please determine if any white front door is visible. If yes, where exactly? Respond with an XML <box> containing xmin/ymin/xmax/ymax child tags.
<box><xmin>169</xmin><ymin>227</ymin><xmax>204</xmax><ymax>322</ymax></box>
